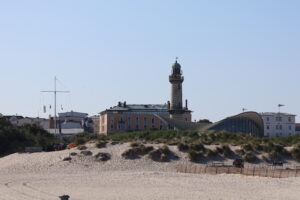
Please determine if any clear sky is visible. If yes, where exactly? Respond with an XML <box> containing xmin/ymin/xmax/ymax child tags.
<box><xmin>1</xmin><ymin>0</ymin><xmax>300</xmax><ymax>122</ymax></box>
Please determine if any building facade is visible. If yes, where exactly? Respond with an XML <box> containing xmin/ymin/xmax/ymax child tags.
<box><xmin>99</xmin><ymin>60</ymin><xmax>192</xmax><ymax>135</ymax></box>
<box><xmin>260</xmin><ymin>112</ymin><xmax>296</xmax><ymax>137</ymax></box>
<box><xmin>99</xmin><ymin>103</ymin><xmax>169</xmax><ymax>135</ymax></box>
<box><xmin>295</xmin><ymin>123</ymin><xmax>300</xmax><ymax>135</ymax></box>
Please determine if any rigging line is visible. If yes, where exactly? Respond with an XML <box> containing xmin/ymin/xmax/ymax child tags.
<box><xmin>56</xmin><ymin>77</ymin><xmax>70</xmax><ymax>91</ymax></box>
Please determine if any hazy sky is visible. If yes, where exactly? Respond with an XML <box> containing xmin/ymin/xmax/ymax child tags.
<box><xmin>1</xmin><ymin>0</ymin><xmax>300</xmax><ymax>122</ymax></box>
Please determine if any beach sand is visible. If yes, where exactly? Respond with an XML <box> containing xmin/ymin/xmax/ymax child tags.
<box><xmin>0</xmin><ymin>142</ymin><xmax>299</xmax><ymax>200</ymax></box>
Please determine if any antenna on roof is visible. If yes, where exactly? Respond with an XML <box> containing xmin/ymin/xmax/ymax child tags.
<box><xmin>278</xmin><ymin>104</ymin><xmax>285</xmax><ymax>113</ymax></box>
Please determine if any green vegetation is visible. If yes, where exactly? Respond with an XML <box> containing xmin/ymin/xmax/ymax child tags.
<box><xmin>148</xmin><ymin>145</ymin><xmax>174</xmax><ymax>162</ymax></box>
<box><xmin>104</xmin><ymin>130</ymin><xmax>300</xmax><ymax>147</ymax></box>
<box><xmin>0</xmin><ymin>117</ymin><xmax>58</xmax><ymax>155</ymax></box>
<box><xmin>122</xmin><ymin>143</ymin><xmax>154</xmax><ymax>159</ymax></box>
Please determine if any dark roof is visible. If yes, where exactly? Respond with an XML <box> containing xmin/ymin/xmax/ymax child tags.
<box><xmin>101</xmin><ymin>104</ymin><xmax>169</xmax><ymax>114</ymax></box>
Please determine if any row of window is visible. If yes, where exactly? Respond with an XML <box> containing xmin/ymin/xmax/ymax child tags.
<box><xmin>110</xmin><ymin>124</ymin><xmax>164</xmax><ymax>131</ymax></box>
<box><xmin>266</xmin><ymin>125</ymin><xmax>292</xmax><ymax>130</ymax></box>
<box><xmin>110</xmin><ymin>117</ymin><xmax>161</xmax><ymax>124</ymax></box>
<box><xmin>266</xmin><ymin>116</ymin><xmax>292</xmax><ymax>122</ymax></box>
<box><xmin>266</xmin><ymin>132</ymin><xmax>293</xmax><ymax>137</ymax></box>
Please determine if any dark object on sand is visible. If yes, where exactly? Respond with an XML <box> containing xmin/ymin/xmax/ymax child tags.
<box><xmin>233</xmin><ymin>159</ymin><xmax>244</xmax><ymax>168</ymax></box>
<box><xmin>59</xmin><ymin>195</ymin><xmax>70</xmax><ymax>200</ymax></box>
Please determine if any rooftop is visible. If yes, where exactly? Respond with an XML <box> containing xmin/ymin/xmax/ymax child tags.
<box><xmin>260</xmin><ymin>112</ymin><xmax>296</xmax><ymax>116</ymax></box>
<box><xmin>100</xmin><ymin>102</ymin><xmax>170</xmax><ymax>114</ymax></box>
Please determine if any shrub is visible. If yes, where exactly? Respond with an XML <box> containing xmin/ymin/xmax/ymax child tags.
<box><xmin>252</xmin><ymin>143</ymin><xmax>264</xmax><ymax>152</ymax></box>
<box><xmin>122</xmin><ymin>145</ymin><xmax>154</xmax><ymax>159</ymax></box>
<box><xmin>243</xmin><ymin>152</ymin><xmax>257</xmax><ymax>163</ymax></box>
<box><xmin>63</xmin><ymin>157</ymin><xmax>72</xmax><ymax>161</ymax></box>
<box><xmin>148</xmin><ymin>146</ymin><xmax>173</xmax><ymax>162</ymax></box>
<box><xmin>215</xmin><ymin>146</ymin><xmax>224</xmax><ymax>154</ymax></box>
<box><xmin>188</xmin><ymin>150</ymin><xmax>203</xmax><ymax>162</ymax></box>
<box><xmin>268</xmin><ymin>150</ymin><xmax>282</xmax><ymax>161</ymax></box>
<box><xmin>95</xmin><ymin>152</ymin><xmax>111</xmax><ymax>161</ymax></box>
<box><xmin>221</xmin><ymin>145</ymin><xmax>233</xmax><ymax>157</ymax></box>
<box><xmin>290</xmin><ymin>147</ymin><xmax>300</xmax><ymax>160</ymax></box>
<box><xmin>70</xmin><ymin>152</ymin><xmax>77</xmax><ymax>156</ymax></box>
<box><xmin>80</xmin><ymin>150</ymin><xmax>93</xmax><ymax>156</ymax></box>
<box><xmin>167</xmin><ymin>140</ymin><xmax>179</xmax><ymax>146</ymax></box>
<box><xmin>130</xmin><ymin>142</ymin><xmax>141</xmax><ymax>148</ymax></box>
<box><xmin>77</xmin><ymin>145</ymin><xmax>87</xmax><ymax>150</ymax></box>
<box><xmin>110</xmin><ymin>141</ymin><xmax>119</xmax><ymax>145</ymax></box>
<box><xmin>177</xmin><ymin>143</ymin><xmax>189</xmax><ymax>152</ymax></box>
<box><xmin>96</xmin><ymin>141</ymin><xmax>107</xmax><ymax>148</ymax></box>
<box><xmin>262</xmin><ymin>155</ymin><xmax>270</xmax><ymax>163</ymax></box>
<box><xmin>235</xmin><ymin>149</ymin><xmax>245</xmax><ymax>156</ymax></box>
<box><xmin>189</xmin><ymin>143</ymin><xmax>206</xmax><ymax>152</ymax></box>
<box><xmin>205</xmin><ymin>149</ymin><xmax>218</xmax><ymax>157</ymax></box>
<box><xmin>241</xmin><ymin>144</ymin><xmax>253</xmax><ymax>152</ymax></box>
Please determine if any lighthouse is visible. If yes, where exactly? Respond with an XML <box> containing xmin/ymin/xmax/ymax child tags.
<box><xmin>168</xmin><ymin>59</ymin><xmax>188</xmax><ymax>120</ymax></box>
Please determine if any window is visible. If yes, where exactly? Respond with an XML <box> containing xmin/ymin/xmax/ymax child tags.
<box><xmin>152</xmin><ymin>118</ymin><xmax>155</xmax><ymax>124</ymax></box>
<box><xmin>267</xmin><ymin>117</ymin><xmax>269</xmax><ymax>121</ymax></box>
<box><xmin>288</xmin><ymin>117</ymin><xmax>291</xmax><ymax>122</ymax></box>
<box><xmin>289</xmin><ymin>126</ymin><xmax>292</xmax><ymax>130</ymax></box>
<box><xmin>267</xmin><ymin>126</ymin><xmax>269</xmax><ymax>130</ymax></box>
<box><xmin>276</xmin><ymin>117</ymin><xmax>282</xmax><ymax>122</ymax></box>
<box><xmin>128</xmin><ymin>117</ymin><xmax>131</xmax><ymax>126</ymax></box>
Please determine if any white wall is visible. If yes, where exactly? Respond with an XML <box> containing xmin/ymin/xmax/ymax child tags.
<box><xmin>261</xmin><ymin>113</ymin><xmax>295</xmax><ymax>137</ymax></box>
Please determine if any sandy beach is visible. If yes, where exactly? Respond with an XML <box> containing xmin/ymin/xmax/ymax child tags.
<box><xmin>0</xmin><ymin>143</ymin><xmax>299</xmax><ymax>200</ymax></box>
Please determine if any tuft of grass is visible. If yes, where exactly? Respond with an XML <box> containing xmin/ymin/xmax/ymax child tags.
<box><xmin>241</xmin><ymin>144</ymin><xmax>253</xmax><ymax>152</ymax></box>
<box><xmin>177</xmin><ymin>143</ymin><xmax>189</xmax><ymax>152</ymax></box>
<box><xmin>188</xmin><ymin>150</ymin><xmax>204</xmax><ymax>162</ymax></box>
<box><xmin>122</xmin><ymin>144</ymin><xmax>154</xmax><ymax>159</ymax></box>
<box><xmin>77</xmin><ymin>145</ymin><xmax>87</xmax><ymax>150</ymax></box>
<box><xmin>63</xmin><ymin>157</ymin><xmax>72</xmax><ymax>161</ymax></box>
<box><xmin>96</xmin><ymin>141</ymin><xmax>107</xmax><ymax>149</ymax></box>
<box><xmin>189</xmin><ymin>143</ymin><xmax>206</xmax><ymax>152</ymax></box>
<box><xmin>205</xmin><ymin>149</ymin><xmax>218</xmax><ymax>157</ymax></box>
<box><xmin>148</xmin><ymin>145</ymin><xmax>173</xmax><ymax>162</ymax></box>
<box><xmin>94</xmin><ymin>152</ymin><xmax>111</xmax><ymax>162</ymax></box>
<box><xmin>80</xmin><ymin>150</ymin><xmax>93</xmax><ymax>156</ymax></box>
<box><xmin>235</xmin><ymin>149</ymin><xmax>245</xmax><ymax>156</ymax></box>
<box><xmin>290</xmin><ymin>146</ymin><xmax>300</xmax><ymax>160</ymax></box>
<box><xmin>221</xmin><ymin>145</ymin><xmax>233</xmax><ymax>157</ymax></box>
<box><xmin>243</xmin><ymin>152</ymin><xmax>257</xmax><ymax>163</ymax></box>
<box><xmin>70</xmin><ymin>152</ymin><xmax>77</xmax><ymax>156</ymax></box>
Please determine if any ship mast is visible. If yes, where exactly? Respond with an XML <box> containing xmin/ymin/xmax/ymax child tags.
<box><xmin>41</xmin><ymin>76</ymin><xmax>70</xmax><ymax>136</ymax></box>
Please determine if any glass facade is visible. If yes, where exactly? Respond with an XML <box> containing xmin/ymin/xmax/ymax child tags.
<box><xmin>209</xmin><ymin>117</ymin><xmax>263</xmax><ymax>137</ymax></box>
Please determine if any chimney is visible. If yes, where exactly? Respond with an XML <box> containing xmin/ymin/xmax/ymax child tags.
<box><xmin>185</xmin><ymin>99</ymin><xmax>188</xmax><ymax>110</ymax></box>
<box><xmin>167</xmin><ymin>101</ymin><xmax>170</xmax><ymax>110</ymax></box>
<box><xmin>118</xmin><ymin>101</ymin><xmax>121</xmax><ymax>107</ymax></box>
<box><xmin>124</xmin><ymin>101</ymin><xmax>127</xmax><ymax>107</ymax></box>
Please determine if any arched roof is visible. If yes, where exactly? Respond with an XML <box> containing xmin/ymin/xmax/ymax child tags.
<box><xmin>203</xmin><ymin>111</ymin><xmax>264</xmax><ymax>137</ymax></box>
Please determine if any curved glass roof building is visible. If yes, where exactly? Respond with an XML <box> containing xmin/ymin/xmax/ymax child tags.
<box><xmin>158</xmin><ymin>111</ymin><xmax>265</xmax><ymax>137</ymax></box>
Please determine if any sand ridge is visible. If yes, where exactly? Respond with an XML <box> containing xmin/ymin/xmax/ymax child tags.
<box><xmin>0</xmin><ymin>142</ymin><xmax>299</xmax><ymax>200</ymax></box>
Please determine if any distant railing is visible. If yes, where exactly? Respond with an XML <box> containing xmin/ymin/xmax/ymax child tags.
<box><xmin>177</xmin><ymin>164</ymin><xmax>300</xmax><ymax>178</ymax></box>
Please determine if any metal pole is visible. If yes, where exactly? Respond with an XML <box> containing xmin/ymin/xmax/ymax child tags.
<box><xmin>54</xmin><ymin>76</ymin><xmax>57</xmax><ymax>135</ymax></box>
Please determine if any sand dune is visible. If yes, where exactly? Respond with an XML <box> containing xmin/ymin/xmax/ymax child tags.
<box><xmin>0</xmin><ymin>142</ymin><xmax>299</xmax><ymax>200</ymax></box>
